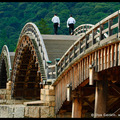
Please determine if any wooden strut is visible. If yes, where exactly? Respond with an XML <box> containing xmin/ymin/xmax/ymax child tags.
<box><xmin>94</xmin><ymin>76</ymin><xmax>108</xmax><ymax>118</ymax></box>
<box><xmin>88</xmin><ymin>64</ymin><xmax>108</xmax><ymax>118</ymax></box>
<box><xmin>72</xmin><ymin>97</ymin><xmax>82</xmax><ymax>118</ymax></box>
<box><xmin>71</xmin><ymin>87</ymin><xmax>83</xmax><ymax>118</ymax></box>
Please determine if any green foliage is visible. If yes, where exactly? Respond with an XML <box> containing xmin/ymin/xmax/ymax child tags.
<box><xmin>36</xmin><ymin>18</ymin><xmax>52</xmax><ymax>34</ymax></box>
<box><xmin>0</xmin><ymin>2</ymin><xmax>120</xmax><ymax>53</ymax></box>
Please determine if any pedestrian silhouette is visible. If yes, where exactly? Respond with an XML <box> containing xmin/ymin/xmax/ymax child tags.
<box><xmin>67</xmin><ymin>14</ymin><xmax>76</xmax><ymax>35</ymax></box>
<box><xmin>52</xmin><ymin>14</ymin><xmax>60</xmax><ymax>35</ymax></box>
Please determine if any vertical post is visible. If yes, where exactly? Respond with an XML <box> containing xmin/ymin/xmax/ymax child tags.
<box><xmin>60</xmin><ymin>62</ymin><xmax>62</xmax><ymax>72</ymax></box>
<box><xmin>86</xmin><ymin>25</ymin><xmax>87</xmax><ymax>32</ymax></box>
<box><xmin>79</xmin><ymin>41</ymin><xmax>81</xmax><ymax>54</ymax></box>
<box><xmin>104</xmin><ymin>48</ymin><xmax>107</xmax><ymax>69</ymax></box>
<box><xmin>47</xmin><ymin>61</ymin><xmax>52</xmax><ymax>79</ymax></box>
<box><xmin>118</xmin><ymin>10</ymin><xmax>120</xmax><ymax>33</ymax></box>
<box><xmin>92</xmin><ymin>30</ymin><xmax>95</xmax><ymax>45</ymax></box>
<box><xmin>99</xmin><ymin>24</ymin><xmax>104</xmax><ymax>40</ymax></box>
<box><xmin>114</xmin><ymin>43</ymin><xmax>118</xmax><ymax>67</ymax></box>
<box><xmin>66</xmin><ymin>83</ymin><xmax>72</xmax><ymax>101</ymax></box>
<box><xmin>83</xmin><ymin>26</ymin><xmax>84</xmax><ymax>33</ymax></box>
<box><xmin>68</xmin><ymin>51</ymin><xmax>71</xmax><ymax>63</ymax></box>
<box><xmin>74</xmin><ymin>46</ymin><xmax>77</xmax><ymax>58</ymax></box>
<box><xmin>118</xmin><ymin>10</ymin><xmax>120</xmax><ymax>38</ymax></box>
<box><xmin>107</xmin><ymin>46</ymin><xmax>110</xmax><ymax>69</ymax></box>
<box><xmin>64</xmin><ymin>56</ymin><xmax>66</xmax><ymax>67</ymax></box>
<box><xmin>89</xmin><ymin>65</ymin><xmax>94</xmax><ymax>85</ymax></box>
<box><xmin>55</xmin><ymin>58</ymin><xmax>60</xmax><ymax>78</ymax></box>
<box><xmin>108</xmin><ymin>19</ymin><xmax>113</xmax><ymax>36</ymax></box>
<box><xmin>111</xmin><ymin>45</ymin><xmax>114</xmax><ymax>67</ymax></box>
<box><xmin>72</xmin><ymin>97</ymin><xmax>82</xmax><ymax>118</ymax></box>
<box><xmin>85</xmin><ymin>34</ymin><xmax>89</xmax><ymax>49</ymax></box>
<box><xmin>94</xmin><ymin>78</ymin><xmax>108</xmax><ymax>118</ymax></box>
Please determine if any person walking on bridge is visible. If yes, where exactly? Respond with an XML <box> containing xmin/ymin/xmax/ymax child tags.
<box><xmin>52</xmin><ymin>14</ymin><xmax>60</xmax><ymax>35</ymax></box>
<box><xmin>67</xmin><ymin>14</ymin><xmax>76</xmax><ymax>35</ymax></box>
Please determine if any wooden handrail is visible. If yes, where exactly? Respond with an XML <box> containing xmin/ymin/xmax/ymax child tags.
<box><xmin>56</xmin><ymin>10</ymin><xmax>120</xmax><ymax>78</ymax></box>
<box><xmin>73</xmin><ymin>24</ymin><xmax>94</xmax><ymax>35</ymax></box>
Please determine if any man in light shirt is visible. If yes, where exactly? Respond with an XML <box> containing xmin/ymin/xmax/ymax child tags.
<box><xmin>52</xmin><ymin>14</ymin><xmax>60</xmax><ymax>35</ymax></box>
<box><xmin>67</xmin><ymin>14</ymin><xmax>76</xmax><ymax>35</ymax></box>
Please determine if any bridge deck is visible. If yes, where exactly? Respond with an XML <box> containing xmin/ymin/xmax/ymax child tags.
<box><xmin>42</xmin><ymin>35</ymin><xmax>79</xmax><ymax>64</ymax></box>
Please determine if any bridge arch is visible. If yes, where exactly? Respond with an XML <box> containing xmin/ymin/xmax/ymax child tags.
<box><xmin>11</xmin><ymin>22</ymin><xmax>49</xmax><ymax>100</ymax></box>
<box><xmin>0</xmin><ymin>45</ymin><xmax>12</xmax><ymax>88</ymax></box>
<box><xmin>73</xmin><ymin>24</ymin><xmax>94</xmax><ymax>36</ymax></box>
<box><xmin>53</xmin><ymin>10</ymin><xmax>120</xmax><ymax>117</ymax></box>
<box><xmin>73</xmin><ymin>23</ymin><xmax>108</xmax><ymax>38</ymax></box>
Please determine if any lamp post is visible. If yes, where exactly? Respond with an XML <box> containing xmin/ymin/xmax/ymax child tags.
<box><xmin>66</xmin><ymin>83</ymin><xmax>72</xmax><ymax>101</ymax></box>
<box><xmin>89</xmin><ymin>64</ymin><xmax>94</xmax><ymax>85</ymax></box>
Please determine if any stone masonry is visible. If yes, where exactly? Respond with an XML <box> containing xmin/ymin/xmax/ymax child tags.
<box><xmin>0</xmin><ymin>83</ymin><xmax>56</xmax><ymax>118</ymax></box>
<box><xmin>24</xmin><ymin>85</ymin><xmax>56</xmax><ymax>118</ymax></box>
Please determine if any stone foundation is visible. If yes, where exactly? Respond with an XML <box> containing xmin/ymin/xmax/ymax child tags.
<box><xmin>0</xmin><ymin>84</ymin><xmax>56</xmax><ymax>118</ymax></box>
<box><xmin>0</xmin><ymin>105</ymin><xmax>25</xmax><ymax>118</ymax></box>
<box><xmin>24</xmin><ymin>85</ymin><xmax>56</xmax><ymax>118</ymax></box>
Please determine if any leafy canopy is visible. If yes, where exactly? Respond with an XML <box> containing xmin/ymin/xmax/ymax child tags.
<box><xmin>0</xmin><ymin>2</ymin><xmax>120</xmax><ymax>52</ymax></box>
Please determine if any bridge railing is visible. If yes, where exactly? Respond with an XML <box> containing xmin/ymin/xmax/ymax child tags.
<box><xmin>56</xmin><ymin>10</ymin><xmax>120</xmax><ymax>78</ymax></box>
<box><xmin>73</xmin><ymin>24</ymin><xmax>94</xmax><ymax>36</ymax></box>
<box><xmin>18</xmin><ymin>22</ymin><xmax>49</xmax><ymax>82</ymax></box>
<box><xmin>47</xmin><ymin>65</ymin><xmax>56</xmax><ymax>79</ymax></box>
<box><xmin>72</xmin><ymin>24</ymin><xmax>108</xmax><ymax>39</ymax></box>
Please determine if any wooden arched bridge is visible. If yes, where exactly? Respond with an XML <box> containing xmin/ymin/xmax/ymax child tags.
<box><xmin>1</xmin><ymin>10</ymin><xmax>120</xmax><ymax>118</ymax></box>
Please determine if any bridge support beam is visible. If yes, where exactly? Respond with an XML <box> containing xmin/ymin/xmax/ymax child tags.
<box><xmin>94</xmin><ymin>79</ymin><xmax>108</xmax><ymax>118</ymax></box>
<box><xmin>72</xmin><ymin>97</ymin><xmax>82</xmax><ymax>118</ymax></box>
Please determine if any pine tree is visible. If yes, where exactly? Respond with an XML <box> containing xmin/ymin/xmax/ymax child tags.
<box><xmin>36</xmin><ymin>18</ymin><xmax>52</xmax><ymax>34</ymax></box>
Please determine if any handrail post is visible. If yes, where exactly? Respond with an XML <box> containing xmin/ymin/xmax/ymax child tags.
<box><xmin>83</xmin><ymin>26</ymin><xmax>84</xmax><ymax>33</ymax></box>
<box><xmin>118</xmin><ymin>10</ymin><xmax>120</xmax><ymax>34</ymax></box>
<box><xmin>64</xmin><ymin>56</ymin><xmax>67</xmax><ymax>67</ymax></box>
<box><xmin>86</xmin><ymin>25</ymin><xmax>87</xmax><ymax>32</ymax></box>
<box><xmin>99</xmin><ymin>24</ymin><xmax>104</xmax><ymax>40</ymax></box>
<box><xmin>68</xmin><ymin>51</ymin><xmax>71</xmax><ymax>63</ymax></box>
<box><xmin>79</xmin><ymin>41</ymin><xmax>81</xmax><ymax>54</ymax></box>
<box><xmin>108</xmin><ymin>19</ymin><xmax>113</xmax><ymax>36</ymax></box>
<box><xmin>47</xmin><ymin>61</ymin><xmax>52</xmax><ymax>79</ymax></box>
<box><xmin>79</xmin><ymin>27</ymin><xmax>82</xmax><ymax>33</ymax></box>
<box><xmin>55</xmin><ymin>58</ymin><xmax>60</xmax><ymax>78</ymax></box>
<box><xmin>74</xmin><ymin>46</ymin><xmax>77</xmax><ymax>58</ymax></box>
<box><xmin>92</xmin><ymin>30</ymin><xmax>95</xmax><ymax>45</ymax></box>
<box><xmin>85</xmin><ymin>34</ymin><xmax>89</xmax><ymax>49</ymax></box>
<box><xmin>60</xmin><ymin>61</ymin><xmax>63</xmax><ymax>72</ymax></box>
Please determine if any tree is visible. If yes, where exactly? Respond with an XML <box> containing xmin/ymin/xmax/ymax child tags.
<box><xmin>36</xmin><ymin>18</ymin><xmax>52</xmax><ymax>34</ymax></box>
<box><xmin>0</xmin><ymin>2</ymin><xmax>120</xmax><ymax>53</ymax></box>
<box><xmin>0</xmin><ymin>29</ymin><xmax>8</xmax><ymax>43</ymax></box>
